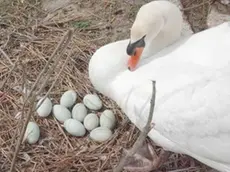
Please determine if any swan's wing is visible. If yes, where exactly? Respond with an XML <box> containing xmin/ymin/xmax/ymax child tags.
<box><xmin>126</xmin><ymin>68</ymin><xmax>230</xmax><ymax>164</ymax></box>
<box><xmin>109</xmin><ymin>22</ymin><xmax>230</xmax><ymax>164</ymax></box>
<box><xmin>158</xmin><ymin>72</ymin><xmax>230</xmax><ymax>163</ymax></box>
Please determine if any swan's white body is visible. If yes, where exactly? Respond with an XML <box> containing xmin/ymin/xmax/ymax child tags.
<box><xmin>88</xmin><ymin>1</ymin><xmax>230</xmax><ymax>171</ymax></box>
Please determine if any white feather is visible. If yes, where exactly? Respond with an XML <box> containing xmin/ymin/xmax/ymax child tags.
<box><xmin>88</xmin><ymin>1</ymin><xmax>230</xmax><ymax>171</ymax></box>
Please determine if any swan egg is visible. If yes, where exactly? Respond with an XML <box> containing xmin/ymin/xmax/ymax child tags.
<box><xmin>60</xmin><ymin>90</ymin><xmax>77</xmax><ymax>108</ymax></box>
<box><xmin>36</xmin><ymin>97</ymin><xmax>52</xmax><ymax>117</ymax></box>
<box><xmin>83</xmin><ymin>113</ymin><xmax>99</xmax><ymax>131</ymax></box>
<box><xmin>64</xmin><ymin>119</ymin><xmax>86</xmax><ymax>136</ymax></box>
<box><xmin>89</xmin><ymin>127</ymin><xmax>112</xmax><ymax>142</ymax></box>
<box><xmin>72</xmin><ymin>103</ymin><xmax>88</xmax><ymax>122</ymax></box>
<box><xmin>83</xmin><ymin>94</ymin><xmax>102</xmax><ymax>110</ymax></box>
<box><xmin>100</xmin><ymin>110</ymin><xmax>116</xmax><ymax>129</ymax></box>
<box><xmin>52</xmin><ymin>104</ymin><xmax>71</xmax><ymax>123</ymax></box>
<box><xmin>24</xmin><ymin>121</ymin><xmax>40</xmax><ymax>144</ymax></box>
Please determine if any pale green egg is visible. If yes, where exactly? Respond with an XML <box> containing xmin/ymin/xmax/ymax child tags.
<box><xmin>64</xmin><ymin>119</ymin><xmax>86</xmax><ymax>137</ymax></box>
<box><xmin>89</xmin><ymin>127</ymin><xmax>112</xmax><ymax>142</ymax></box>
<box><xmin>100</xmin><ymin>110</ymin><xmax>116</xmax><ymax>130</ymax></box>
<box><xmin>36</xmin><ymin>97</ymin><xmax>52</xmax><ymax>117</ymax></box>
<box><xmin>72</xmin><ymin>103</ymin><xmax>88</xmax><ymax>122</ymax></box>
<box><xmin>52</xmin><ymin>104</ymin><xmax>71</xmax><ymax>123</ymax></box>
<box><xmin>83</xmin><ymin>113</ymin><xmax>99</xmax><ymax>131</ymax></box>
<box><xmin>83</xmin><ymin>94</ymin><xmax>102</xmax><ymax>110</ymax></box>
<box><xmin>60</xmin><ymin>90</ymin><xmax>77</xmax><ymax>108</ymax></box>
<box><xmin>24</xmin><ymin>121</ymin><xmax>40</xmax><ymax>144</ymax></box>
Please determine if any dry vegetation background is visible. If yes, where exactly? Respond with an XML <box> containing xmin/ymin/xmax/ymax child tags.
<box><xmin>0</xmin><ymin>0</ymin><xmax>230</xmax><ymax>172</ymax></box>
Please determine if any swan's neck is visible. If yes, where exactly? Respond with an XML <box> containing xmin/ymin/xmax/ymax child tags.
<box><xmin>140</xmin><ymin>2</ymin><xmax>183</xmax><ymax>59</ymax></box>
<box><xmin>142</xmin><ymin>28</ymin><xmax>182</xmax><ymax>59</ymax></box>
<box><xmin>88</xmin><ymin>2</ymin><xmax>183</xmax><ymax>97</ymax></box>
<box><xmin>88</xmin><ymin>40</ymin><xmax>130</xmax><ymax>97</ymax></box>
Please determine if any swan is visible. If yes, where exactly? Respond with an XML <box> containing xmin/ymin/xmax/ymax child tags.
<box><xmin>88</xmin><ymin>0</ymin><xmax>230</xmax><ymax>171</ymax></box>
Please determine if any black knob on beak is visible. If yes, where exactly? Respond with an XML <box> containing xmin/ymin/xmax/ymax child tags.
<box><xmin>126</xmin><ymin>42</ymin><xmax>135</xmax><ymax>56</ymax></box>
<box><xmin>126</xmin><ymin>35</ymin><xmax>146</xmax><ymax>56</ymax></box>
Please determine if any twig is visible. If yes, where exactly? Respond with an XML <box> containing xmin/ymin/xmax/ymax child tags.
<box><xmin>20</xmin><ymin>61</ymin><xmax>27</xmax><ymax>101</ymax></box>
<box><xmin>0</xmin><ymin>55</ymin><xmax>20</xmax><ymax>90</ymax></box>
<box><xmin>38</xmin><ymin>50</ymin><xmax>73</xmax><ymax>149</ymax></box>
<box><xmin>10</xmin><ymin>95</ymin><xmax>36</xmax><ymax>170</ymax></box>
<box><xmin>0</xmin><ymin>47</ymin><xmax>14</xmax><ymax>66</ymax></box>
<box><xmin>36</xmin><ymin>30</ymin><xmax>73</xmax><ymax>96</ymax></box>
<box><xmin>8</xmin><ymin>30</ymin><xmax>72</xmax><ymax>158</ymax></box>
<box><xmin>79</xmin><ymin>160</ymin><xmax>91</xmax><ymax>172</ymax></box>
<box><xmin>18</xmin><ymin>29</ymin><xmax>73</xmax><ymax>114</ymax></box>
<box><xmin>10</xmin><ymin>61</ymin><xmax>28</xmax><ymax>149</ymax></box>
<box><xmin>113</xmin><ymin>80</ymin><xmax>156</xmax><ymax>172</ymax></box>
<box><xmin>53</xmin><ymin>117</ymin><xmax>74</xmax><ymax>150</ymax></box>
<box><xmin>41</xmin><ymin>16</ymin><xmax>82</xmax><ymax>27</ymax></box>
<box><xmin>25</xmin><ymin>29</ymin><xmax>73</xmax><ymax>100</ymax></box>
<box><xmin>180</xmin><ymin>0</ymin><xmax>214</xmax><ymax>11</ymax></box>
<box><xmin>9</xmin><ymin>29</ymin><xmax>74</xmax><ymax>172</ymax></box>
<box><xmin>34</xmin><ymin>30</ymin><xmax>73</xmax><ymax>112</ymax></box>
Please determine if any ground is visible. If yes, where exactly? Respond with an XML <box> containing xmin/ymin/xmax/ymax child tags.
<box><xmin>0</xmin><ymin>0</ymin><xmax>229</xmax><ymax>172</ymax></box>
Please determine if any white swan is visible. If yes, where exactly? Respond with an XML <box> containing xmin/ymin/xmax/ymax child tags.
<box><xmin>88</xmin><ymin>0</ymin><xmax>230</xmax><ymax>171</ymax></box>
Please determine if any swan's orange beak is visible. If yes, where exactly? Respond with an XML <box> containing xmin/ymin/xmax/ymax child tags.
<box><xmin>128</xmin><ymin>47</ymin><xmax>144</xmax><ymax>71</ymax></box>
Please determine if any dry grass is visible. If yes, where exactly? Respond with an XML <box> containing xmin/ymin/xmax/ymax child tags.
<box><xmin>0</xmin><ymin>0</ymin><xmax>222</xmax><ymax>171</ymax></box>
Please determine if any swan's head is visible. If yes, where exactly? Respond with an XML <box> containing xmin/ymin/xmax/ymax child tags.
<box><xmin>126</xmin><ymin>1</ymin><xmax>182</xmax><ymax>71</ymax></box>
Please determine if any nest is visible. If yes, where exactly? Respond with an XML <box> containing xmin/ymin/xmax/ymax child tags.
<box><xmin>180</xmin><ymin>0</ymin><xmax>230</xmax><ymax>32</ymax></box>
<box><xmin>0</xmin><ymin>0</ymin><xmax>218</xmax><ymax>171</ymax></box>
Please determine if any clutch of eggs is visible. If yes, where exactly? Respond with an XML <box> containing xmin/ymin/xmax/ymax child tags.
<box><xmin>31</xmin><ymin>90</ymin><xmax>117</xmax><ymax>144</ymax></box>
